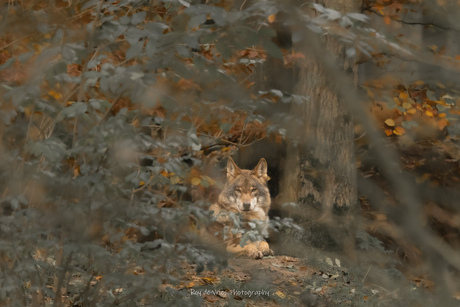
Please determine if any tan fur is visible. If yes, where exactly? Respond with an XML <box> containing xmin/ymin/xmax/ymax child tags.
<box><xmin>204</xmin><ymin>158</ymin><xmax>273</xmax><ymax>259</ymax></box>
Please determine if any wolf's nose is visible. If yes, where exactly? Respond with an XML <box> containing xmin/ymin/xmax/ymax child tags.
<box><xmin>243</xmin><ymin>203</ymin><xmax>251</xmax><ymax>210</ymax></box>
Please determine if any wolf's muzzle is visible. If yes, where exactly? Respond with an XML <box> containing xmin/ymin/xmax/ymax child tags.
<box><xmin>242</xmin><ymin>203</ymin><xmax>251</xmax><ymax>211</ymax></box>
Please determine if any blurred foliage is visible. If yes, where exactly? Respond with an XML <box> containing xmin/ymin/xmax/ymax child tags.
<box><xmin>1</xmin><ymin>0</ymin><xmax>460</xmax><ymax>306</ymax></box>
<box><xmin>0</xmin><ymin>0</ymin><xmax>294</xmax><ymax>305</ymax></box>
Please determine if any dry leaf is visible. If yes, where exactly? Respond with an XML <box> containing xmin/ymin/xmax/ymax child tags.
<box><xmin>191</xmin><ymin>177</ymin><xmax>201</xmax><ymax>185</ymax></box>
<box><xmin>275</xmin><ymin>290</ymin><xmax>285</xmax><ymax>298</ymax></box>
<box><xmin>385</xmin><ymin>119</ymin><xmax>395</xmax><ymax>126</ymax></box>
<box><xmin>393</xmin><ymin>126</ymin><xmax>405</xmax><ymax>135</ymax></box>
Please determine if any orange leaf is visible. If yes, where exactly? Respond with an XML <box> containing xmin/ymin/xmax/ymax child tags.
<box><xmin>268</xmin><ymin>14</ymin><xmax>276</xmax><ymax>23</ymax></box>
<box><xmin>393</xmin><ymin>126</ymin><xmax>405</xmax><ymax>135</ymax></box>
<box><xmin>384</xmin><ymin>15</ymin><xmax>391</xmax><ymax>25</ymax></box>
<box><xmin>186</xmin><ymin>282</ymin><xmax>195</xmax><ymax>288</ymax></box>
<box><xmin>275</xmin><ymin>290</ymin><xmax>286</xmax><ymax>298</ymax></box>
<box><xmin>202</xmin><ymin>277</ymin><xmax>219</xmax><ymax>284</ymax></box>
<box><xmin>399</xmin><ymin>92</ymin><xmax>408</xmax><ymax>100</ymax></box>
<box><xmin>384</xmin><ymin>119</ymin><xmax>395</xmax><ymax>126</ymax></box>
<box><xmin>438</xmin><ymin>118</ymin><xmax>449</xmax><ymax>130</ymax></box>
<box><xmin>426</xmin><ymin>110</ymin><xmax>433</xmax><ymax>117</ymax></box>
<box><xmin>385</xmin><ymin>129</ymin><xmax>393</xmax><ymax>136</ymax></box>
<box><xmin>48</xmin><ymin>90</ymin><xmax>62</xmax><ymax>100</ymax></box>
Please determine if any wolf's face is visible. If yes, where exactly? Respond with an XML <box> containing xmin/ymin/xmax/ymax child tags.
<box><xmin>219</xmin><ymin>158</ymin><xmax>270</xmax><ymax>219</ymax></box>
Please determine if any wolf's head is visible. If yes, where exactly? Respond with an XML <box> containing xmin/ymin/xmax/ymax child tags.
<box><xmin>219</xmin><ymin>158</ymin><xmax>271</xmax><ymax>217</ymax></box>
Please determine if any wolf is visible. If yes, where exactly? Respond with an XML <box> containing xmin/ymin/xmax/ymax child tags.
<box><xmin>206</xmin><ymin>158</ymin><xmax>274</xmax><ymax>259</ymax></box>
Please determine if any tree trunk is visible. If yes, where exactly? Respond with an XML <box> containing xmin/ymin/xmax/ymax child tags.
<box><xmin>283</xmin><ymin>0</ymin><xmax>361</xmax><ymax>252</ymax></box>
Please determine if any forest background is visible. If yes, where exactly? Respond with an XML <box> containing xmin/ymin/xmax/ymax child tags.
<box><xmin>1</xmin><ymin>0</ymin><xmax>460</xmax><ymax>306</ymax></box>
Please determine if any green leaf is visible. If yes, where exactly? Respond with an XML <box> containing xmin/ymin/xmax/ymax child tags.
<box><xmin>62</xmin><ymin>102</ymin><xmax>88</xmax><ymax>118</ymax></box>
<box><xmin>131</xmin><ymin>11</ymin><xmax>147</xmax><ymax>25</ymax></box>
<box><xmin>188</xmin><ymin>14</ymin><xmax>207</xmax><ymax>29</ymax></box>
<box><xmin>89</xmin><ymin>99</ymin><xmax>111</xmax><ymax>111</ymax></box>
<box><xmin>426</xmin><ymin>90</ymin><xmax>437</xmax><ymax>101</ymax></box>
<box><xmin>270</xmin><ymin>89</ymin><xmax>283</xmax><ymax>98</ymax></box>
<box><xmin>193</xmin><ymin>56</ymin><xmax>205</xmax><ymax>69</ymax></box>
<box><xmin>219</xmin><ymin>122</ymin><xmax>232</xmax><ymax>133</ymax></box>
<box><xmin>126</xmin><ymin>42</ymin><xmax>143</xmax><ymax>60</ymax></box>
<box><xmin>0</xmin><ymin>109</ymin><xmax>17</xmax><ymax>124</ymax></box>
<box><xmin>215</xmin><ymin>39</ymin><xmax>232</xmax><ymax>60</ymax></box>
<box><xmin>27</xmin><ymin>138</ymin><xmax>67</xmax><ymax>162</ymax></box>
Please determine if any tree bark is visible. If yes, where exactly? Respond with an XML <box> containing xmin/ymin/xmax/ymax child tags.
<box><xmin>283</xmin><ymin>0</ymin><xmax>361</xmax><ymax>252</ymax></box>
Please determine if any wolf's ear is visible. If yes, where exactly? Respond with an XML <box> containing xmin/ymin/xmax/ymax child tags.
<box><xmin>253</xmin><ymin>158</ymin><xmax>268</xmax><ymax>180</ymax></box>
<box><xmin>227</xmin><ymin>158</ymin><xmax>240</xmax><ymax>180</ymax></box>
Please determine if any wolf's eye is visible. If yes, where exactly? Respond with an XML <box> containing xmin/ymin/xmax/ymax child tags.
<box><xmin>251</xmin><ymin>187</ymin><xmax>257</xmax><ymax>193</ymax></box>
<box><xmin>235</xmin><ymin>188</ymin><xmax>242</xmax><ymax>193</ymax></box>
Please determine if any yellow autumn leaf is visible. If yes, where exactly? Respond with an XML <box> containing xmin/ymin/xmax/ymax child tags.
<box><xmin>402</xmin><ymin>102</ymin><xmax>412</xmax><ymax>109</ymax></box>
<box><xmin>139</xmin><ymin>180</ymin><xmax>145</xmax><ymax>186</ymax></box>
<box><xmin>186</xmin><ymin>282</ymin><xmax>195</xmax><ymax>288</ymax></box>
<box><xmin>47</xmin><ymin>90</ymin><xmax>62</xmax><ymax>100</ymax></box>
<box><xmin>170</xmin><ymin>176</ymin><xmax>180</xmax><ymax>184</ymax></box>
<box><xmin>393</xmin><ymin>126</ymin><xmax>405</xmax><ymax>135</ymax></box>
<box><xmin>268</xmin><ymin>14</ymin><xmax>276</xmax><ymax>23</ymax></box>
<box><xmin>275</xmin><ymin>290</ymin><xmax>286</xmax><ymax>298</ymax></box>
<box><xmin>201</xmin><ymin>175</ymin><xmax>215</xmax><ymax>185</ymax></box>
<box><xmin>399</xmin><ymin>92</ymin><xmax>408</xmax><ymax>100</ymax></box>
<box><xmin>202</xmin><ymin>277</ymin><xmax>219</xmax><ymax>284</ymax></box>
<box><xmin>191</xmin><ymin>177</ymin><xmax>201</xmax><ymax>185</ymax></box>
<box><xmin>439</xmin><ymin>113</ymin><xmax>446</xmax><ymax>117</ymax></box>
<box><xmin>407</xmin><ymin>108</ymin><xmax>416</xmax><ymax>114</ymax></box>
<box><xmin>426</xmin><ymin>110</ymin><xmax>433</xmax><ymax>117</ymax></box>
<box><xmin>384</xmin><ymin>119</ymin><xmax>395</xmax><ymax>127</ymax></box>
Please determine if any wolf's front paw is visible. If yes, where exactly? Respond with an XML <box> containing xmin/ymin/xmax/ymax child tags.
<box><xmin>249</xmin><ymin>250</ymin><xmax>264</xmax><ymax>259</ymax></box>
<box><xmin>258</xmin><ymin>241</ymin><xmax>274</xmax><ymax>256</ymax></box>
<box><xmin>245</xmin><ymin>244</ymin><xmax>264</xmax><ymax>259</ymax></box>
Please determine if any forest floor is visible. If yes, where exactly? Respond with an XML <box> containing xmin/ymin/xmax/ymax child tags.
<box><xmin>162</xmin><ymin>252</ymin><xmax>410</xmax><ymax>307</ymax></box>
<box><xmin>158</xmin><ymin>138</ymin><xmax>460</xmax><ymax>306</ymax></box>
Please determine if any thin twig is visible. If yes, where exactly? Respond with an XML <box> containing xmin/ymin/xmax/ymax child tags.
<box><xmin>361</xmin><ymin>265</ymin><xmax>372</xmax><ymax>284</ymax></box>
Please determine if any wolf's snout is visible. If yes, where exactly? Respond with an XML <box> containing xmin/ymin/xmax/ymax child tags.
<box><xmin>242</xmin><ymin>202</ymin><xmax>251</xmax><ymax>211</ymax></box>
